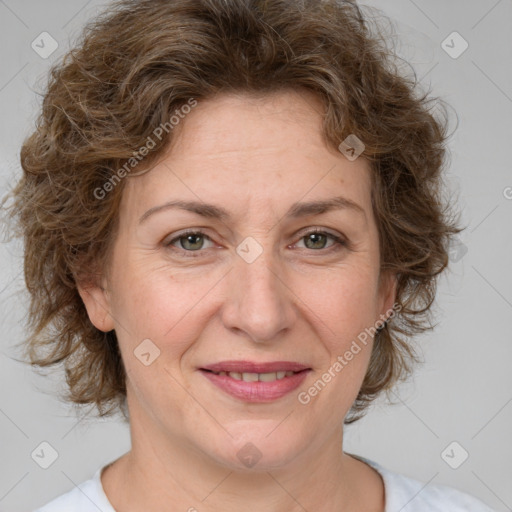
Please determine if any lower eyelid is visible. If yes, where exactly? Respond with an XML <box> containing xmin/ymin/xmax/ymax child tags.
<box><xmin>166</xmin><ymin>232</ymin><xmax>214</xmax><ymax>249</ymax></box>
<box><xmin>297</xmin><ymin>231</ymin><xmax>348</xmax><ymax>254</ymax></box>
<box><xmin>164</xmin><ymin>230</ymin><xmax>347</xmax><ymax>254</ymax></box>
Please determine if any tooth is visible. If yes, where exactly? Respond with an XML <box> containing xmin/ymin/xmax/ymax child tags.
<box><xmin>222</xmin><ymin>370</ymin><xmax>297</xmax><ymax>381</ymax></box>
<box><xmin>259</xmin><ymin>372</ymin><xmax>277</xmax><ymax>382</ymax></box>
<box><xmin>242</xmin><ymin>372</ymin><xmax>259</xmax><ymax>382</ymax></box>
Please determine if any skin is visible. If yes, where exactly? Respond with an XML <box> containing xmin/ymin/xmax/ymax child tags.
<box><xmin>79</xmin><ymin>89</ymin><xmax>396</xmax><ymax>512</ymax></box>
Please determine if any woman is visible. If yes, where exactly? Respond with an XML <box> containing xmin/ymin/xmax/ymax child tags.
<box><xmin>10</xmin><ymin>0</ymin><xmax>495</xmax><ymax>510</ymax></box>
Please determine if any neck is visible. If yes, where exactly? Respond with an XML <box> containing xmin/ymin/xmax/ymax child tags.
<box><xmin>102</xmin><ymin>416</ymin><xmax>384</xmax><ymax>512</ymax></box>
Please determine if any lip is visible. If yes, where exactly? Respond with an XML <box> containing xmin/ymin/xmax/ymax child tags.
<box><xmin>201</xmin><ymin>360</ymin><xmax>310</xmax><ymax>373</ymax></box>
<box><xmin>199</xmin><ymin>360</ymin><xmax>311</xmax><ymax>403</ymax></box>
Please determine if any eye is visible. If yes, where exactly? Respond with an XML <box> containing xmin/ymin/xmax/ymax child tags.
<box><xmin>295</xmin><ymin>229</ymin><xmax>347</xmax><ymax>252</ymax></box>
<box><xmin>163</xmin><ymin>228</ymin><xmax>348</xmax><ymax>258</ymax></box>
<box><xmin>164</xmin><ymin>229</ymin><xmax>214</xmax><ymax>254</ymax></box>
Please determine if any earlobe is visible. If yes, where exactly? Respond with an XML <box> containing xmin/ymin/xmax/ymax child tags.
<box><xmin>77</xmin><ymin>281</ymin><xmax>115</xmax><ymax>332</ymax></box>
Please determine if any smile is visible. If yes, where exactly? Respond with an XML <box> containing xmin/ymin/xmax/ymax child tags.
<box><xmin>199</xmin><ymin>362</ymin><xmax>311</xmax><ymax>402</ymax></box>
<box><xmin>208</xmin><ymin>370</ymin><xmax>298</xmax><ymax>381</ymax></box>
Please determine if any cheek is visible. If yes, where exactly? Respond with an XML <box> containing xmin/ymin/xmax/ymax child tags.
<box><xmin>300</xmin><ymin>263</ymin><xmax>381</xmax><ymax>343</ymax></box>
<box><xmin>108</xmin><ymin>257</ymin><xmax>217</xmax><ymax>361</ymax></box>
<box><xmin>108</xmin><ymin>265</ymin><xmax>210</xmax><ymax>412</ymax></box>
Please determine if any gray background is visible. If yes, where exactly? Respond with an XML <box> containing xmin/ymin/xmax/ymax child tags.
<box><xmin>0</xmin><ymin>1</ymin><xmax>511</xmax><ymax>511</ymax></box>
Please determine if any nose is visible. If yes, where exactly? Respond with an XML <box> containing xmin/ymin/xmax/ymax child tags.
<box><xmin>220</xmin><ymin>244</ymin><xmax>297</xmax><ymax>343</ymax></box>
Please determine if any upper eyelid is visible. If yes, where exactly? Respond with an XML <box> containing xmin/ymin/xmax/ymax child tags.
<box><xmin>166</xmin><ymin>228</ymin><xmax>345</xmax><ymax>249</ymax></box>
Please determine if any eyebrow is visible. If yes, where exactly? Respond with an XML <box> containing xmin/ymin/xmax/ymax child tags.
<box><xmin>139</xmin><ymin>196</ymin><xmax>366</xmax><ymax>224</ymax></box>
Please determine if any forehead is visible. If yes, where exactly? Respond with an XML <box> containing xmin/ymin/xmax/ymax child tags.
<box><xmin>165</xmin><ymin>90</ymin><xmax>344</xmax><ymax>169</ymax></box>
<box><xmin>121</xmin><ymin>90</ymin><xmax>373</xmax><ymax>222</ymax></box>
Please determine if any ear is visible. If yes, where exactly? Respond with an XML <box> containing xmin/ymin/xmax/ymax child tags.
<box><xmin>377</xmin><ymin>271</ymin><xmax>398</xmax><ymax>322</ymax></box>
<box><xmin>77</xmin><ymin>279</ymin><xmax>115</xmax><ymax>332</ymax></box>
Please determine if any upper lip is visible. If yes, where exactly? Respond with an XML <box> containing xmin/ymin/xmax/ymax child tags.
<box><xmin>201</xmin><ymin>360</ymin><xmax>311</xmax><ymax>373</ymax></box>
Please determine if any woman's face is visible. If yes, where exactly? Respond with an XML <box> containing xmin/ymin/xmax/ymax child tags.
<box><xmin>81</xmin><ymin>90</ymin><xmax>396</xmax><ymax>470</ymax></box>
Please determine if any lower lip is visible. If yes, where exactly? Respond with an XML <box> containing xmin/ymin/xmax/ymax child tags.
<box><xmin>200</xmin><ymin>370</ymin><xmax>310</xmax><ymax>402</ymax></box>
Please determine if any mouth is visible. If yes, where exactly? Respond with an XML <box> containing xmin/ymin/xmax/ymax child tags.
<box><xmin>199</xmin><ymin>361</ymin><xmax>311</xmax><ymax>402</ymax></box>
<box><xmin>203</xmin><ymin>369</ymin><xmax>302</xmax><ymax>382</ymax></box>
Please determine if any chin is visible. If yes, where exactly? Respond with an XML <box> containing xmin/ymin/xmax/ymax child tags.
<box><xmin>197</xmin><ymin>422</ymin><xmax>311</xmax><ymax>472</ymax></box>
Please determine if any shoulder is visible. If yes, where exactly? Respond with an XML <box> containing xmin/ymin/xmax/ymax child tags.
<box><xmin>353</xmin><ymin>455</ymin><xmax>496</xmax><ymax>512</ymax></box>
<box><xmin>33</xmin><ymin>466</ymin><xmax>115</xmax><ymax>512</ymax></box>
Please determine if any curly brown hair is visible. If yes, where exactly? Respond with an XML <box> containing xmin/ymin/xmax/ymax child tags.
<box><xmin>9</xmin><ymin>0</ymin><xmax>459</xmax><ymax>423</ymax></box>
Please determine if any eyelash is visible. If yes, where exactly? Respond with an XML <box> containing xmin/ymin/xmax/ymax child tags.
<box><xmin>164</xmin><ymin>228</ymin><xmax>348</xmax><ymax>258</ymax></box>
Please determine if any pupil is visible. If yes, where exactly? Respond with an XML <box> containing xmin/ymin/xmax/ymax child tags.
<box><xmin>183</xmin><ymin>234</ymin><xmax>203</xmax><ymax>250</ymax></box>
<box><xmin>179</xmin><ymin>233</ymin><xmax>327</xmax><ymax>251</ymax></box>
<box><xmin>306</xmin><ymin>233</ymin><xmax>326</xmax><ymax>249</ymax></box>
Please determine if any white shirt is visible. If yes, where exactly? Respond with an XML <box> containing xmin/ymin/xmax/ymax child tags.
<box><xmin>34</xmin><ymin>456</ymin><xmax>495</xmax><ymax>511</ymax></box>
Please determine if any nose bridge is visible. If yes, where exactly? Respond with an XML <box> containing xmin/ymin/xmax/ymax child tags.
<box><xmin>221</xmin><ymin>237</ymin><xmax>295</xmax><ymax>342</ymax></box>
